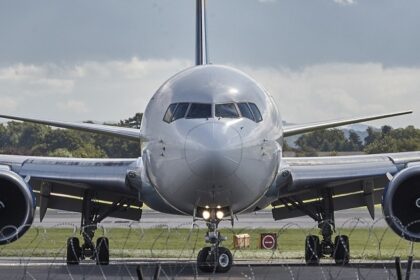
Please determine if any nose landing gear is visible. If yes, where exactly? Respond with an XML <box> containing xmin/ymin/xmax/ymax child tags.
<box><xmin>196</xmin><ymin>210</ymin><xmax>233</xmax><ymax>273</ymax></box>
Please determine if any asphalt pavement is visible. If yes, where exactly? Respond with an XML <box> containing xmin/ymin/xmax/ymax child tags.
<box><xmin>0</xmin><ymin>259</ymin><xmax>417</xmax><ymax>279</ymax></box>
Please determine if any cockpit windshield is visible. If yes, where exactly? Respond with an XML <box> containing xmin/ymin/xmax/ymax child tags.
<box><xmin>249</xmin><ymin>103</ymin><xmax>263</xmax><ymax>122</ymax></box>
<box><xmin>163</xmin><ymin>102</ymin><xmax>262</xmax><ymax>123</ymax></box>
<box><xmin>163</xmin><ymin>103</ymin><xmax>189</xmax><ymax>123</ymax></box>
<box><xmin>186</xmin><ymin>103</ymin><xmax>212</xmax><ymax>119</ymax></box>
<box><xmin>173</xmin><ymin>103</ymin><xmax>189</xmax><ymax>120</ymax></box>
<box><xmin>237</xmin><ymin>103</ymin><xmax>254</xmax><ymax>121</ymax></box>
<box><xmin>215</xmin><ymin>103</ymin><xmax>239</xmax><ymax>118</ymax></box>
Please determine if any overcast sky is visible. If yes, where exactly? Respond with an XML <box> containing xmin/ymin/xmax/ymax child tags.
<box><xmin>0</xmin><ymin>0</ymin><xmax>419</xmax><ymax>128</ymax></box>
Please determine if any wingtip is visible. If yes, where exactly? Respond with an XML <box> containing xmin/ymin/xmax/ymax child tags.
<box><xmin>401</xmin><ymin>110</ymin><xmax>413</xmax><ymax>114</ymax></box>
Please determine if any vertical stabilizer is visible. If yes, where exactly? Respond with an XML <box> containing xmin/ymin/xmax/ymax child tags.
<box><xmin>196</xmin><ymin>0</ymin><xmax>208</xmax><ymax>65</ymax></box>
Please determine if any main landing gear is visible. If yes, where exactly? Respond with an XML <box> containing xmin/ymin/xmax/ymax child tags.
<box><xmin>196</xmin><ymin>209</ymin><xmax>233</xmax><ymax>273</ymax></box>
<box><xmin>305</xmin><ymin>224</ymin><xmax>350</xmax><ymax>266</ymax></box>
<box><xmin>278</xmin><ymin>189</ymin><xmax>350</xmax><ymax>265</ymax></box>
<box><xmin>66</xmin><ymin>191</ymin><xmax>139</xmax><ymax>265</ymax></box>
<box><xmin>303</xmin><ymin>189</ymin><xmax>350</xmax><ymax>265</ymax></box>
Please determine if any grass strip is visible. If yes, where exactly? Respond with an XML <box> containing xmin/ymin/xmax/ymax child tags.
<box><xmin>0</xmin><ymin>227</ymin><xmax>417</xmax><ymax>260</ymax></box>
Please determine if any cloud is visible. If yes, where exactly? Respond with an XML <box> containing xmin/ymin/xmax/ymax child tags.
<box><xmin>0</xmin><ymin>97</ymin><xmax>17</xmax><ymax>111</ymax></box>
<box><xmin>0</xmin><ymin>59</ymin><xmax>419</xmax><ymax>128</ymax></box>
<box><xmin>57</xmin><ymin>100</ymin><xmax>89</xmax><ymax>114</ymax></box>
<box><xmin>0</xmin><ymin>63</ymin><xmax>74</xmax><ymax>97</ymax></box>
<box><xmin>241</xmin><ymin>63</ymin><xmax>420</xmax><ymax>128</ymax></box>
<box><xmin>333</xmin><ymin>0</ymin><xmax>356</xmax><ymax>6</ymax></box>
<box><xmin>0</xmin><ymin>58</ymin><xmax>190</xmax><ymax>122</ymax></box>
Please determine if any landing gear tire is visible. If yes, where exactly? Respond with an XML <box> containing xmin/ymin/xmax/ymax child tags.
<box><xmin>333</xmin><ymin>235</ymin><xmax>349</xmax><ymax>265</ymax></box>
<box><xmin>197</xmin><ymin>247</ymin><xmax>233</xmax><ymax>273</ymax></box>
<box><xmin>96</xmin><ymin>237</ymin><xmax>109</xmax><ymax>265</ymax></box>
<box><xmin>197</xmin><ymin>247</ymin><xmax>212</xmax><ymax>273</ymax></box>
<box><xmin>66</xmin><ymin>237</ymin><xmax>81</xmax><ymax>265</ymax></box>
<box><xmin>215</xmin><ymin>247</ymin><xmax>233</xmax><ymax>273</ymax></box>
<box><xmin>305</xmin><ymin>235</ymin><xmax>320</xmax><ymax>265</ymax></box>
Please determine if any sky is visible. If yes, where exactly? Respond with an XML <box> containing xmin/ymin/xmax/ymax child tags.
<box><xmin>0</xmin><ymin>0</ymin><xmax>419</xmax><ymax>128</ymax></box>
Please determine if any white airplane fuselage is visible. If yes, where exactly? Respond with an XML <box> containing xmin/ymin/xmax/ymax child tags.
<box><xmin>140</xmin><ymin>65</ymin><xmax>283</xmax><ymax>215</ymax></box>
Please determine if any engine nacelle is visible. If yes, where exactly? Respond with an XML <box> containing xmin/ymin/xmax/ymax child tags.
<box><xmin>0</xmin><ymin>169</ymin><xmax>35</xmax><ymax>244</ymax></box>
<box><xmin>383</xmin><ymin>165</ymin><xmax>420</xmax><ymax>241</ymax></box>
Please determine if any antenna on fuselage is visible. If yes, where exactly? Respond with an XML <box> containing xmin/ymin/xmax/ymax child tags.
<box><xmin>196</xmin><ymin>0</ymin><xmax>209</xmax><ymax>65</ymax></box>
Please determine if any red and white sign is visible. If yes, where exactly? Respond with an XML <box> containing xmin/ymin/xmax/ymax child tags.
<box><xmin>260</xmin><ymin>233</ymin><xmax>277</xmax><ymax>250</ymax></box>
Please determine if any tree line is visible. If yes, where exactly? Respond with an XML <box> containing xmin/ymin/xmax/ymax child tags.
<box><xmin>0</xmin><ymin>114</ymin><xmax>142</xmax><ymax>158</ymax></box>
<box><xmin>286</xmin><ymin>125</ymin><xmax>420</xmax><ymax>156</ymax></box>
<box><xmin>0</xmin><ymin>113</ymin><xmax>419</xmax><ymax>158</ymax></box>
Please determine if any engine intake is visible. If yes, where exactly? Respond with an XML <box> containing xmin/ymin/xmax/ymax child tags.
<box><xmin>0</xmin><ymin>169</ymin><xmax>35</xmax><ymax>244</ymax></box>
<box><xmin>383</xmin><ymin>165</ymin><xmax>420</xmax><ymax>242</ymax></box>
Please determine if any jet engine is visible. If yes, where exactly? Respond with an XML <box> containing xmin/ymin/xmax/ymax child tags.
<box><xmin>382</xmin><ymin>165</ymin><xmax>420</xmax><ymax>241</ymax></box>
<box><xmin>0</xmin><ymin>169</ymin><xmax>35</xmax><ymax>244</ymax></box>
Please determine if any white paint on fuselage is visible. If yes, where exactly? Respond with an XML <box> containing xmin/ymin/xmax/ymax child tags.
<box><xmin>140</xmin><ymin>65</ymin><xmax>283</xmax><ymax>215</ymax></box>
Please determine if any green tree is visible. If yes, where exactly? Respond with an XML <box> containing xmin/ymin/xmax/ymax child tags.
<box><xmin>347</xmin><ymin>130</ymin><xmax>363</xmax><ymax>151</ymax></box>
<box><xmin>119</xmin><ymin>113</ymin><xmax>143</xmax><ymax>129</ymax></box>
<box><xmin>364</xmin><ymin>125</ymin><xmax>420</xmax><ymax>154</ymax></box>
<box><xmin>364</xmin><ymin>127</ymin><xmax>381</xmax><ymax>146</ymax></box>
<box><xmin>295</xmin><ymin>129</ymin><xmax>348</xmax><ymax>152</ymax></box>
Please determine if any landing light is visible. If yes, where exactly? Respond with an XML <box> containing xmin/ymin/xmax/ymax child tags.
<box><xmin>216</xmin><ymin>210</ymin><xmax>224</xmax><ymax>220</ymax></box>
<box><xmin>202</xmin><ymin>210</ymin><xmax>211</xmax><ymax>220</ymax></box>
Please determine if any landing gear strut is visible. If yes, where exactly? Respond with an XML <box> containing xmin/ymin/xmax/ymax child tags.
<box><xmin>66</xmin><ymin>191</ymin><xmax>136</xmax><ymax>265</ymax></box>
<box><xmin>303</xmin><ymin>189</ymin><xmax>350</xmax><ymax>265</ymax></box>
<box><xmin>197</xmin><ymin>212</ymin><xmax>233</xmax><ymax>273</ymax></box>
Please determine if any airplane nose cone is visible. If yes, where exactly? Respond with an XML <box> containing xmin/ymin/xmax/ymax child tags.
<box><xmin>185</xmin><ymin>122</ymin><xmax>242</xmax><ymax>180</ymax></box>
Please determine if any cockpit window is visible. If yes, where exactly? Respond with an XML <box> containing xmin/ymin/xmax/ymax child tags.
<box><xmin>187</xmin><ymin>103</ymin><xmax>212</xmax><ymax>119</ymax></box>
<box><xmin>163</xmin><ymin>103</ymin><xmax>177</xmax><ymax>123</ymax></box>
<box><xmin>215</xmin><ymin>103</ymin><xmax>239</xmax><ymax>118</ymax></box>
<box><xmin>164</xmin><ymin>102</ymin><xmax>262</xmax><ymax>123</ymax></box>
<box><xmin>249</xmin><ymin>103</ymin><xmax>263</xmax><ymax>122</ymax></box>
<box><xmin>173</xmin><ymin>103</ymin><xmax>189</xmax><ymax>121</ymax></box>
<box><xmin>237</xmin><ymin>103</ymin><xmax>255</xmax><ymax>121</ymax></box>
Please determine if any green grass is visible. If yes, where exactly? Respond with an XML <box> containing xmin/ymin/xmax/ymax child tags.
<box><xmin>0</xmin><ymin>227</ymin><xmax>417</xmax><ymax>260</ymax></box>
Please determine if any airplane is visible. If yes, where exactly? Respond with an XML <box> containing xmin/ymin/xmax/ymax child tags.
<box><xmin>0</xmin><ymin>0</ymin><xmax>419</xmax><ymax>273</ymax></box>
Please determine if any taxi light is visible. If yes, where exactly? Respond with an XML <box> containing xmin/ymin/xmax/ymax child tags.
<box><xmin>202</xmin><ymin>210</ymin><xmax>211</xmax><ymax>220</ymax></box>
<box><xmin>216</xmin><ymin>210</ymin><xmax>224</xmax><ymax>220</ymax></box>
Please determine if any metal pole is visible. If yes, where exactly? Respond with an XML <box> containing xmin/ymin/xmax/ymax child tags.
<box><xmin>395</xmin><ymin>257</ymin><xmax>402</xmax><ymax>280</ymax></box>
<box><xmin>405</xmin><ymin>256</ymin><xmax>413</xmax><ymax>280</ymax></box>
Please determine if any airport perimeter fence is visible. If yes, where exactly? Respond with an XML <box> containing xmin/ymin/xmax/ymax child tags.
<box><xmin>0</xmin><ymin>216</ymin><xmax>419</xmax><ymax>279</ymax></box>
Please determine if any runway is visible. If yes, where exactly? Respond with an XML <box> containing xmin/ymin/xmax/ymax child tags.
<box><xmin>0</xmin><ymin>258</ymin><xmax>417</xmax><ymax>279</ymax></box>
<box><xmin>34</xmin><ymin>207</ymin><xmax>386</xmax><ymax>229</ymax></box>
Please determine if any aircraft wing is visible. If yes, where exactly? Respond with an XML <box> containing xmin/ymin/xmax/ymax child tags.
<box><xmin>283</xmin><ymin>111</ymin><xmax>412</xmax><ymax>137</ymax></box>
<box><xmin>270</xmin><ymin>152</ymin><xmax>420</xmax><ymax>221</ymax></box>
<box><xmin>0</xmin><ymin>155</ymin><xmax>143</xmax><ymax>222</ymax></box>
<box><xmin>0</xmin><ymin>114</ymin><xmax>143</xmax><ymax>141</ymax></box>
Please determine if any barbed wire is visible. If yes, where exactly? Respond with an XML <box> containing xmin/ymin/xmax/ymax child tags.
<box><xmin>0</xmin><ymin>216</ymin><xmax>418</xmax><ymax>279</ymax></box>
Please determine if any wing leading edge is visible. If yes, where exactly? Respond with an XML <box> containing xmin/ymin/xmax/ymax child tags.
<box><xmin>283</xmin><ymin>111</ymin><xmax>412</xmax><ymax>137</ymax></box>
<box><xmin>0</xmin><ymin>114</ymin><xmax>143</xmax><ymax>141</ymax></box>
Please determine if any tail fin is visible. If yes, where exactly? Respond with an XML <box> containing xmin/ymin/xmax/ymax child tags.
<box><xmin>196</xmin><ymin>0</ymin><xmax>209</xmax><ymax>65</ymax></box>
